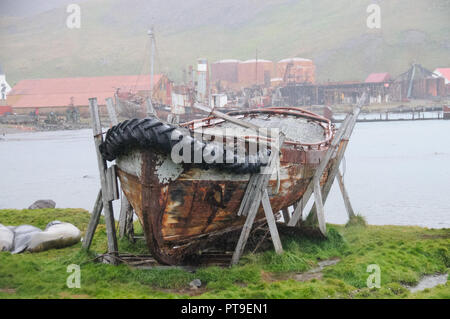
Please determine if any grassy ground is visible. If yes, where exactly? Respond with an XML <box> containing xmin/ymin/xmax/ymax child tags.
<box><xmin>0</xmin><ymin>208</ymin><xmax>448</xmax><ymax>299</ymax></box>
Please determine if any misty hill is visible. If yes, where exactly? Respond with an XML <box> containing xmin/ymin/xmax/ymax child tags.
<box><xmin>0</xmin><ymin>0</ymin><xmax>449</xmax><ymax>85</ymax></box>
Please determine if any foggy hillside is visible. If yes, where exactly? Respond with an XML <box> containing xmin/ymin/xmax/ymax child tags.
<box><xmin>0</xmin><ymin>0</ymin><xmax>449</xmax><ymax>85</ymax></box>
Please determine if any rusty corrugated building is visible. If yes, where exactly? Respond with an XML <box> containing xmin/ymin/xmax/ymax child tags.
<box><xmin>275</xmin><ymin>64</ymin><xmax>447</xmax><ymax>107</ymax></box>
<box><xmin>393</xmin><ymin>64</ymin><xmax>446</xmax><ymax>100</ymax></box>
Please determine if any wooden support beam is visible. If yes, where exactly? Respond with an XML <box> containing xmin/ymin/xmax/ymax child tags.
<box><xmin>281</xmin><ymin>208</ymin><xmax>290</xmax><ymax>224</ymax></box>
<box><xmin>337</xmin><ymin>170</ymin><xmax>355</xmax><ymax>219</ymax></box>
<box><xmin>106</xmin><ymin>97</ymin><xmax>118</xmax><ymax>126</ymax></box>
<box><xmin>288</xmin><ymin>93</ymin><xmax>366</xmax><ymax>229</ymax></box>
<box><xmin>306</xmin><ymin>94</ymin><xmax>365</xmax><ymax>223</ymax></box>
<box><xmin>119</xmin><ymin>194</ymin><xmax>134</xmax><ymax>239</ymax></box>
<box><xmin>288</xmin><ymin>113</ymin><xmax>352</xmax><ymax>227</ymax></box>
<box><xmin>193</xmin><ymin>103</ymin><xmax>266</xmax><ymax>134</ymax></box>
<box><xmin>146</xmin><ymin>97</ymin><xmax>159</xmax><ymax>119</ymax></box>
<box><xmin>106</xmin><ymin>165</ymin><xmax>119</xmax><ymax>201</ymax></box>
<box><xmin>313</xmin><ymin>178</ymin><xmax>326</xmax><ymax>235</ymax></box>
<box><xmin>231</xmin><ymin>134</ymin><xmax>285</xmax><ymax>265</ymax></box>
<box><xmin>261</xmin><ymin>189</ymin><xmax>283</xmax><ymax>254</ymax></box>
<box><xmin>89</xmin><ymin>97</ymin><xmax>118</xmax><ymax>264</ymax></box>
<box><xmin>231</xmin><ymin>195</ymin><xmax>260</xmax><ymax>265</ymax></box>
<box><xmin>106</xmin><ymin>97</ymin><xmax>135</xmax><ymax>239</ymax></box>
<box><xmin>82</xmin><ymin>188</ymin><xmax>103</xmax><ymax>250</ymax></box>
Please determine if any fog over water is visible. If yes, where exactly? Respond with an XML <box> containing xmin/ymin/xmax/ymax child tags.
<box><xmin>0</xmin><ymin>120</ymin><xmax>449</xmax><ymax>228</ymax></box>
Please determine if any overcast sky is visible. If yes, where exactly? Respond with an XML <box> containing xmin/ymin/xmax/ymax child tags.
<box><xmin>0</xmin><ymin>0</ymin><xmax>87</xmax><ymax>17</ymax></box>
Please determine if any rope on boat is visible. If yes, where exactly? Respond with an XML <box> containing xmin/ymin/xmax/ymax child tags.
<box><xmin>99</xmin><ymin>117</ymin><xmax>270</xmax><ymax>174</ymax></box>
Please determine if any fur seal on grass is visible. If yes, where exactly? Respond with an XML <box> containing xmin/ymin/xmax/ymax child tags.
<box><xmin>11</xmin><ymin>225</ymin><xmax>43</xmax><ymax>254</ymax></box>
<box><xmin>0</xmin><ymin>224</ymin><xmax>14</xmax><ymax>252</ymax></box>
<box><xmin>26</xmin><ymin>221</ymin><xmax>81</xmax><ymax>253</ymax></box>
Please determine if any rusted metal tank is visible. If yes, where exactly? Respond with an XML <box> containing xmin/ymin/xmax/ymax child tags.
<box><xmin>211</xmin><ymin>59</ymin><xmax>241</xmax><ymax>84</ymax></box>
<box><xmin>106</xmin><ymin>107</ymin><xmax>336</xmax><ymax>264</ymax></box>
<box><xmin>238</xmin><ymin>59</ymin><xmax>273</xmax><ymax>87</ymax></box>
<box><xmin>277</xmin><ymin>58</ymin><xmax>315</xmax><ymax>84</ymax></box>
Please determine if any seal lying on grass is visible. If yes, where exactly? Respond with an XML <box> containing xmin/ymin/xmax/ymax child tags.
<box><xmin>2</xmin><ymin>221</ymin><xmax>81</xmax><ymax>254</ymax></box>
<box><xmin>11</xmin><ymin>225</ymin><xmax>44</xmax><ymax>254</ymax></box>
<box><xmin>0</xmin><ymin>224</ymin><xmax>14</xmax><ymax>251</ymax></box>
<box><xmin>26</xmin><ymin>221</ymin><xmax>81</xmax><ymax>253</ymax></box>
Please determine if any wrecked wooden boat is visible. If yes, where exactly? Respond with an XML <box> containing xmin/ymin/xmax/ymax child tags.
<box><xmin>100</xmin><ymin>107</ymin><xmax>336</xmax><ymax>265</ymax></box>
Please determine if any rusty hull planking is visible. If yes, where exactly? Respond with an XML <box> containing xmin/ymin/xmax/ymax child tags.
<box><xmin>117</xmin><ymin>144</ymin><xmax>333</xmax><ymax>265</ymax></box>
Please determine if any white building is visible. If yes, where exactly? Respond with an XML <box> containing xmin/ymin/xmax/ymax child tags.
<box><xmin>0</xmin><ymin>64</ymin><xmax>12</xmax><ymax>100</ymax></box>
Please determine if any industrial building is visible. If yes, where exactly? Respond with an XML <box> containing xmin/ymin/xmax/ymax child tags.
<box><xmin>275</xmin><ymin>64</ymin><xmax>447</xmax><ymax>107</ymax></box>
<box><xmin>6</xmin><ymin>74</ymin><xmax>172</xmax><ymax>116</ymax></box>
<box><xmin>210</xmin><ymin>57</ymin><xmax>316</xmax><ymax>90</ymax></box>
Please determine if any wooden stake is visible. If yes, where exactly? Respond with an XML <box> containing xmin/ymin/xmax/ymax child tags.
<box><xmin>288</xmin><ymin>93</ymin><xmax>365</xmax><ymax>230</ymax></box>
<box><xmin>337</xmin><ymin>170</ymin><xmax>355</xmax><ymax>219</ymax></box>
<box><xmin>106</xmin><ymin>97</ymin><xmax>118</xmax><ymax>126</ymax></box>
<box><xmin>306</xmin><ymin>94</ymin><xmax>364</xmax><ymax>223</ymax></box>
<box><xmin>119</xmin><ymin>194</ymin><xmax>134</xmax><ymax>239</ymax></box>
<box><xmin>261</xmin><ymin>189</ymin><xmax>283</xmax><ymax>254</ymax></box>
<box><xmin>106</xmin><ymin>97</ymin><xmax>135</xmax><ymax>240</ymax></box>
<box><xmin>281</xmin><ymin>208</ymin><xmax>290</xmax><ymax>224</ymax></box>
<box><xmin>82</xmin><ymin>188</ymin><xmax>103</xmax><ymax>250</ymax></box>
<box><xmin>231</xmin><ymin>134</ymin><xmax>285</xmax><ymax>265</ymax></box>
<box><xmin>89</xmin><ymin>97</ymin><xmax>118</xmax><ymax>264</ymax></box>
<box><xmin>288</xmin><ymin>113</ymin><xmax>352</xmax><ymax>227</ymax></box>
<box><xmin>313</xmin><ymin>178</ymin><xmax>326</xmax><ymax>235</ymax></box>
<box><xmin>231</xmin><ymin>193</ymin><xmax>261</xmax><ymax>265</ymax></box>
<box><xmin>145</xmin><ymin>97</ymin><xmax>159</xmax><ymax>118</ymax></box>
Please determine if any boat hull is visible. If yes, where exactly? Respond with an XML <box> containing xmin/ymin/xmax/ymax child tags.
<box><xmin>117</xmin><ymin>146</ymin><xmax>333</xmax><ymax>265</ymax></box>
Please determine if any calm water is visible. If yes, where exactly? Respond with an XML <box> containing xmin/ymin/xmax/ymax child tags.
<box><xmin>0</xmin><ymin>120</ymin><xmax>449</xmax><ymax>228</ymax></box>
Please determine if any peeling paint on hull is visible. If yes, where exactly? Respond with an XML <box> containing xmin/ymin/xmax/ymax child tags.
<box><xmin>115</xmin><ymin>108</ymin><xmax>336</xmax><ymax>265</ymax></box>
<box><xmin>117</xmin><ymin>147</ymin><xmax>334</xmax><ymax>265</ymax></box>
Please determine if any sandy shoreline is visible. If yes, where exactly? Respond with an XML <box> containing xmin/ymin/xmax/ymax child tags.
<box><xmin>0</xmin><ymin>123</ymin><xmax>37</xmax><ymax>135</ymax></box>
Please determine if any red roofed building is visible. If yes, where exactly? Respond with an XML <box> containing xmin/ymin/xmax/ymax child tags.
<box><xmin>7</xmin><ymin>74</ymin><xmax>172</xmax><ymax>116</ymax></box>
<box><xmin>365</xmin><ymin>72</ymin><xmax>391</xmax><ymax>83</ymax></box>
<box><xmin>433</xmin><ymin>68</ymin><xmax>450</xmax><ymax>96</ymax></box>
<box><xmin>433</xmin><ymin>68</ymin><xmax>450</xmax><ymax>84</ymax></box>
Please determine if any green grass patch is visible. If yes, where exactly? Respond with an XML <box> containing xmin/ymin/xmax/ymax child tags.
<box><xmin>0</xmin><ymin>208</ymin><xmax>448</xmax><ymax>299</ymax></box>
<box><xmin>345</xmin><ymin>214</ymin><xmax>368</xmax><ymax>228</ymax></box>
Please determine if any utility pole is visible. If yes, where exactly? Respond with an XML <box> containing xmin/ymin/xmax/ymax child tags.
<box><xmin>147</xmin><ymin>27</ymin><xmax>155</xmax><ymax>116</ymax></box>
<box><xmin>255</xmin><ymin>48</ymin><xmax>258</xmax><ymax>86</ymax></box>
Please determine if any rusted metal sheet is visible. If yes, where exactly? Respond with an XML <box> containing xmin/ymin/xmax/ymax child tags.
<box><xmin>444</xmin><ymin>106</ymin><xmax>450</xmax><ymax>120</ymax></box>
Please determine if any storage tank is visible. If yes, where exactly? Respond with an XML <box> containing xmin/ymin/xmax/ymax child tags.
<box><xmin>277</xmin><ymin>58</ymin><xmax>315</xmax><ymax>84</ymax></box>
<box><xmin>211</xmin><ymin>59</ymin><xmax>240</xmax><ymax>84</ymax></box>
<box><xmin>238</xmin><ymin>59</ymin><xmax>273</xmax><ymax>87</ymax></box>
<box><xmin>196</xmin><ymin>58</ymin><xmax>209</xmax><ymax>104</ymax></box>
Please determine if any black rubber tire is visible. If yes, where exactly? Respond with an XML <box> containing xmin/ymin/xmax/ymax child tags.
<box><xmin>100</xmin><ymin>117</ymin><xmax>269</xmax><ymax>174</ymax></box>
